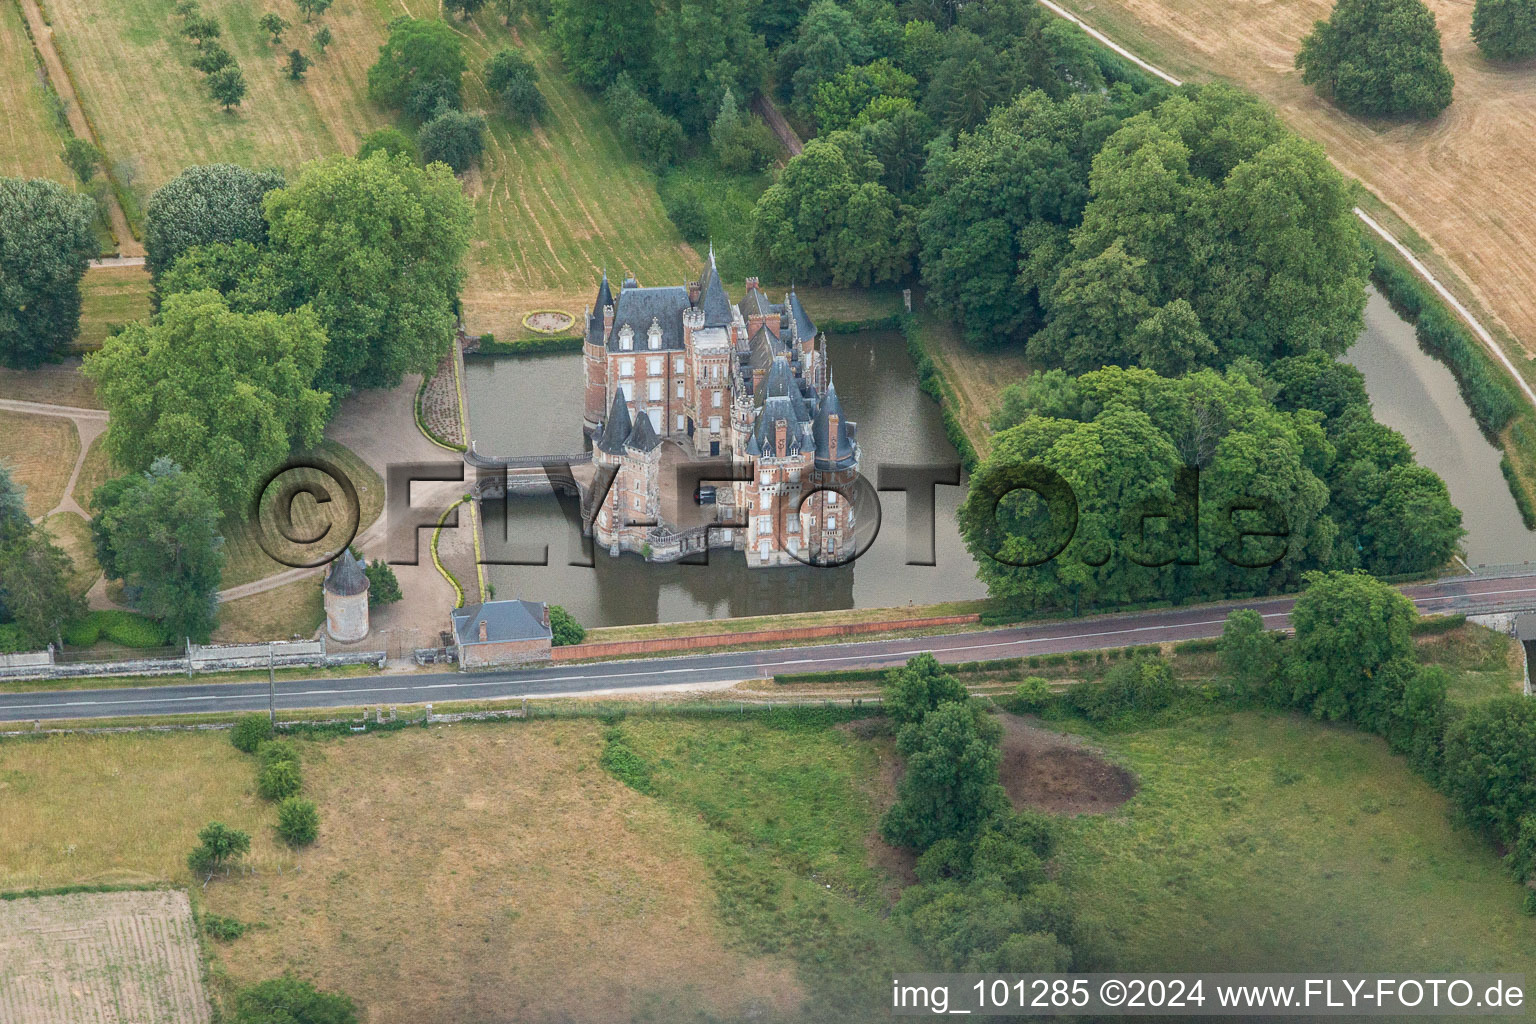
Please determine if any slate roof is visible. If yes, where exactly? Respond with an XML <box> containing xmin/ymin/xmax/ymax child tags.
<box><xmin>609</xmin><ymin>285</ymin><xmax>691</xmax><ymax>351</ymax></box>
<box><xmin>323</xmin><ymin>549</ymin><xmax>369</xmax><ymax>597</ymax></box>
<box><xmin>748</xmin><ymin>324</ymin><xmax>786</xmax><ymax>373</ymax></box>
<box><xmin>698</xmin><ymin>250</ymin><xmax>733</xmax><ymax>328</ymax></box>
<box><xmin>786</xmin><ymin>289</ymin><xmax>816</xmax><ymax>343</ymax></box>
<box><xmin>813</xmin><ymin>381</ymin><xmax>858</xmax><ymax>470</ymax></box>
<box><xmin>626</xmin><ymin>407</ymin><xmax>662</xmax><ymax>452</ymax></box>
<box><xmin>747</xmin><ymin>357</ymin><xmax>816</xmax><ymax>458</ymax></box>
<box><xmin>741</xmin><ymin>285</ymin><xmax>780</xmax><ymax>320</ymax></box>
<box><xmin>597</xmin><ymin>390</ymin><xmax>633</xmax><ymax>455</ymax></box>
<box><xmin>451</xmin><ymin>600</ymin><xmax>551</xmax><ymax>645</ymax></box>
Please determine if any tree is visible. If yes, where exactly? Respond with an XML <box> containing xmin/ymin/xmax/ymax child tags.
<box><xmin>1297</xmin><ymin>0</ymin><xmax>1454</xmax><ymax>118</ymax></box>
<box><xmin>232</xmin><ymin>976</ymin><xmax>357</xmax><ymax>1024</ymax></box>
<box><xmin>356</xmin><ymin>126</ymin><xmax>416</xmax><ymax>162</ymax></box>
<box><xmin>812</xmin><ymin>59</ymin><xmax>915</xmax><ymax>133</ymax></box>
<box><xmin>60</xmin><ymin>138</ymin><xmax>101</xmax><ymax>184</ymax></box>
<box><xmin>549</xmin><ymin>0</ymin><xmax>656</xmax><ymax>91</ymax></box>
<box><xmin>443</xmin><ymin>0</ymin><xmax>487</xmax><ymax>19</ymax></box>
<box><xmin>143</xmin><ymin>164</ymin><xmax>284</xmax><ymax>279</ymax></box>
<box><xmin>884</xmin><ymin>652</ymin><xmax>969</xmax><ymax>726</ymax></box>
<box><xmin>417</xmin><ymin>107</ymin><xmax>486</xmax><ymax>173</ymax></box>
<box><xmin>258</xmin><ymin>759</ymin><xmax>303</xmax><ymax>799</ymax></box>
<box><xmin>313</xmin><ymin>24</ymin><xmax>332</xmax><ymax>55</ymax></box>
<box><xmin>192</xmin><ymin>40</ymin><xmax>236</xmax><ymax>74</ymax></box>
<box><xmin>484</xmin><ymin>48</ymin><xmax>547</xmax><ymax>125</ymax></box>
<box><xmin>0</xmin><ymin>530</ymin><xmax>82</xmax><ymax>649</ymax></box>
<box><xmin>0</xmin><ymin>177</ymin><xmax>97</xmax><ymax>368</ymax></box>
<box><xmin>0</xmin><ymin>465</ymin><xmax>28</xmax><ymax>543</ymax></box>
<box><xmin>1442</xmin><ymin>696</ymin><xmax>1536</xmax><ymax>845</ymax></box>
<box><xmin>364</xmin><ymin>560</ymin><xmax>401</xmax><ymax>606</ymax></box>
<box><xmin>285</xmin><ymin>48</ymin><xmax>312</xmax><ymax>80</ymax></box>
<box><xmin>84</xmin><ymin>290</ymin><xmax>329</xmax><ymax>512</ymax></box>
<box><xmin>651</xmin><ymin>0</ymin><xmax>769</xmax><ymax>132</ymax></box>
<box><xmin>263</xmin><ymin>154</ymin><xmax>471</xmax><ymax>394</ymax></box>
<box><xmin>181</xmin><ymin>14</ymin><xmax>221</xmax><ymax>42</ymax></box>
<box><xmin>276</xmin><ymin>797</ymin><xmax>320</xmax><ymax>846</ymax></box>
<box><xmin>750</xmin><ymin>136</ymin><xmax>914</xmax><ymax>287</ymax></box>
<box><xmin>548</xmin><ymin>604</ymin><xmax>585</xmax><ymax>646</ymax></box>
<box><xmin>295</xmin><ymin>0</ymin><xmax>332</xmax><ymax>21</ymax></box>
<box><xmin>208</xmin><ymin>65</ymin><xmax>248</xmax><ymax>111</ymax></box>
<box><xmin>709</xmin><ymin>87</ymin><xmax>776</xmax><ymax>172</ymax></box>
<box><xmin>187</xmin><ymin>821</ymin><xmax>251</xmax><ymax>876</ymax></box>
<box><xmin>259</xmin><ymin>12</ymin><xmax>290</xmax><ymax>44</ymax></box>
<box><xmin>1473</xmin><ymin>0</ymin><xmax>1536</xmax><ymax>59</ymax></box>
<box><xmin>1219</xmin><ymin>608</ymin><xmax>1282</xmax><ymax>694</ymax></box>
<box><xmin>881</xmin><ymin>701</ymin><xmax>1009</xmax><ymax>849</ymax></box>
<box><xmin>1285</xmin><ymin>570</ymin><xmax>1417</xmax><ymax>731</ymax></box>
<box><xmin>88</xmin><ymin>460</ymin><xmax>226</xmax><ymax>643</ymax></box>
<box><xmin>367</xmin><ymin>17</ymin><xmax>466</xmax><ymax>117</ymax></box>
<box><xmin>603</xmin><ymin>74</ymin><xmax>685</xmax><ymax>172</ymax></box>
<box><xmin>230</xmin><ymin>712</ymin><xmax>274</xmax><ymax>752</ymax></box>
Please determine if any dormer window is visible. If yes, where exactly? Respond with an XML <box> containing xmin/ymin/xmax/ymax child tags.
<box><xmin>648</xmin><ymin>316</ymin><xmax>663</xmax><ymax>350</ymax></box>
<box><xmin>619</xmin><ymin>324</ymin><xmax>634</xmax><ymax>351</ymax></box>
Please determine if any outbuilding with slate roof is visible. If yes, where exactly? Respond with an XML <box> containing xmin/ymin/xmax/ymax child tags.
<box><xmin>323</xmin><ymin>549</ymin><xmax>370</xmax><ymax>642</ymax></box>
<box><xmin>450</xmin><ymin>599</ymin><xmax>553</xmax><ymax>668</ymax></box>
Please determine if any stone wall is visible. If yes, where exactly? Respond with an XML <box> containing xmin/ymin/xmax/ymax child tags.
<box><xmin>551</xmin><ymin>613</ymin><xmax>981</xmax><ymax>661</ymax></box>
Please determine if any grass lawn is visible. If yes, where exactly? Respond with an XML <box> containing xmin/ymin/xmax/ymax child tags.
<box><xmin>0</xmin><ymin>0</ymin><xmax>70</xmax><ymax>183</ymax></box>
<box><xmin>214</xmin><ymin>575</ymin><xmax>324</xmax><ymax>641</ymax></box>
<box><xmin>75</xmin><ymin>265</ymin><xmax>152</xmax><ymax>351</ymax></box>
<box><xmin>69</xmin><ymin>430</ymin><xmax>117</xmax><ymax>509</ymax></box>
<box><xmin>1057</xmin><ymin>710</ymin><xmax>1536</xmax><ymax>975</ymax></box>
<box><xmin>219</xmin><ymin>439</ymin><xmax>384</xmax><ymax>588</ymax></box>
<box><xmin>0</xmin><ymin>358</ymin><xmax>102</xmax><ymax>409</ymax></box>
<box><xmin>40</xmin><ymin>510</ymin><xmax>100</xmax><ymax>595</ymax></box>
<box><xmin>0</xmin><ymin>409</ymin><xmax>79</xmax><ymax>518</ymax></box>
<box><xmin>913</xmin><ymin>306</ymin><xmax>1034</xmax><ymax>457</ymax></box>
<box><xmin>1416</xmin><ymin>624</ymin><xmax>1525</xmax><ymax>704</ymax></box>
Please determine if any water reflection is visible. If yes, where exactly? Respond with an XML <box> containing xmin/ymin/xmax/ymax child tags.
<box><xmin>463</xmin><ymin>332</ymin><xmax>987</xmax><ymax>626</ymax></box>
<box><xmin>1343</xmin><ymin>289</ymin><xmax>1536</xmax><ymax>567</ymax></box>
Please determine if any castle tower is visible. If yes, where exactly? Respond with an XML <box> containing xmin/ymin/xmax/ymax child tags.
<box><xmin>583</xmin><ymin>272</ymin><xmax>615</xmax><ymax>436</ymax></box>
<box><xmin>323</xmin><ymin>549</ymin><xmax>370</xmax><ymax>642</ymax></box>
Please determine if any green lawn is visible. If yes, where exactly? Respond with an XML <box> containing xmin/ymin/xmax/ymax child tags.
<box><xmin>1057</xmin><ymin>710</ymin><xmax>1536</xmax><ymax>976</ymax></box>
<box><xmin>76</xmin><ymin>265</ymin><xmax>152</xmax><ymax>351</ymax></box>
<box><xmin>0</xmin><ymin>0</ymin><xmax>70</xmax><ymax>183</ymax></box>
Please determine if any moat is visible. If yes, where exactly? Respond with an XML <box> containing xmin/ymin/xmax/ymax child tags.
<box><xmin>463</xmin><ymin>330</ymin><xmax>987</xmax><ymax>626</ymax></box>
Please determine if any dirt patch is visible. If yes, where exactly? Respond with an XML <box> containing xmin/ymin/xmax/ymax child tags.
<box><xmin>522</xmin><ymin>309</ymin><xmax>575</xmax><ymax>333</ymax></box>
<box><xmin>838</xmin><ymin>719</ymin><xmax>919</xmax><ymax>889</ymax></box>
<box><xmin>0</xmin><ymin>889</ymin><xmax>211</xmax><ymax>1023</ymax></box>
<box><xmin>997</xmin><ymin>712</ymin><xmax>1137</xmax><ymax>816</ymax></box>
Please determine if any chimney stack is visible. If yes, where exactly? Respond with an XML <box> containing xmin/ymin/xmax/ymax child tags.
<box><xmin>541</xmin><ymin>603</ymin><xmax>550</xmax><ymax>629</ymax></box>
<box><xmin>478</xmin><ymin>619</ymin><xmax>488</xmax><ymax>642</ymax></box>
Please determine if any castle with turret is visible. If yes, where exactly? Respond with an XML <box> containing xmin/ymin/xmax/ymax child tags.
<box><xmin>582</xmin><ymin>252</ymin><xmax>859</xmax><ymax>567</ymax></box>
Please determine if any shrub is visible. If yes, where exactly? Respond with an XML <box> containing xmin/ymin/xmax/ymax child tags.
<box><xmin>256</xmin><ymin>739</ymin><xmax>300</xmax><ymax>770</ymax></box>
<box><xmin>484</xmin><ymin>48</ymin><xmax>547</xmax><ymax>125</ymax></box>
<box><xmin>201</xmin><ymin>912</ymin><xmax>248</xmax><ymax>941</ymax></box>
<box><xmin>233</xmin><ymin>976</ymin><xmax>358</xmax><ymax>1024</ymax></box>
<box><xmin>231</xmin><ymin>713</ymin><xmax>274</xmax><ymax>753</ymax></box>
<box><xmin>419</xmin><ymin>108</ymin><xmax>486</xmax><ymax>173</ymax></box>
<box><xmin>257</xmin><ymin>759</ymin><xmax>304</xmax><ymax>800</ymax></box>
<box><xmin>276</xmin><ymin>797</ymin><xmax>320</xmax><ymax>847</ymax></box>
<box><xmin>187</xmin><ymin>821</ymin><xmax>250</xmax><ymax>875</ymax></box>
<box><xmin>603</xmin><ymin>73</ymin><xmax>683</xmax><ymax>172</ymax></box>
<box><xmin>1442</xmin><ymin>696</ymin><xmax>1536</xmax><ymax>845</ymax></box>
<box><xmin>62</xmin><ymin>610</ymin><xmax>167</xmax><ymax>648</ymax></box>
<box><xmin>1013</xmin><ymin>676</ymin><xmax>1053</xmax><ymax>711</ymax></box>
<box><xmin>357</xmin><ymin>126</ymin><xmax>418</xmax><ymax>163</ymax></box>
<box><xmin>883</xmin><ymin>653</ymin><xmax>968</xmax><ymax>726</ymax></box>
<box><xmin>365</xmin><ymin>560</ymin><xmax>402</xmax><ymax>606</ymax></box>
<box><xmin>548</xmin><ymin>604</ymin><xmax>584</xmax><ymax>646</ymax></box>
<box><xmin>1068</xmin><ymin>657</ymin><xmax>1179</xmax><ymax>723</ymax></box>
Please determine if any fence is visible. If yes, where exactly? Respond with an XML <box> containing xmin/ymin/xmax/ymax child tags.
<box><xmin>0</xmin><ymin>637</ymin><xmax>383</xmax><ymax>682</ymax></box>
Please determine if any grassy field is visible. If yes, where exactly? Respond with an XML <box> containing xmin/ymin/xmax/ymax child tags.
<box><xmin>0</xmin><ymin>409</ymin><xmax>79</xmax><ymax>518</ymax></box>
<box><xmin>915</xmin><ymin>306</ymin><xmax>1034</xmax><ymax>456</ymax></box>
<box><xmin>1059</xmin><ymin>710</ymin><xmax>1536</xmax><ymax>975</ymax></box>
<box><xmin>40</xmin><ymin>510</ymin><xmax>100</xmax><ymax>595</ymax></box>
<box><xmin>0</xmin><ymin>0</ymin><xmax>70</xmax><ymax>182</ymax></box>
<box><xmin>69</xmin><ymin>430</ymin><xmax>115</xmax><ymax>508</ymax></box>
<box><xmin>34</xmin><ymin>0</ymin><xmax>698</xmax><ymax>336</ymax></box>
<box><xmin>0</xmin><ymin>358</ymin><xmax>102</xmax><ymax>409</ymax></box>
<box><xmin>75</xmin><ymin>264</ymin><xmax>152</xmax><ymax>351</ymax></box>
<box><xmin>213</xmin><ymin>575</ymin><xmax>324</xmax><ymax>641</ymax></box>
<box><xmin>1053</xmin><ymin>0</ymin><xmax>1536</xmax><ymax>379</ymax></box>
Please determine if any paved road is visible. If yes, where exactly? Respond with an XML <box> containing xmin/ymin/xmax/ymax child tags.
<box><xmin>6</xmin><ymin>573</ymin><xmax>1536</xmax><ymax>723</ymax></box>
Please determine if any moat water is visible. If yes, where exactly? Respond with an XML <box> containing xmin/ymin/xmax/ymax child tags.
<box><xmin>462</xmin><ymin>331</ymin><xmax>987</xmax><ymax>626</ymax></box>
<box><xmin>461</xmin><ymin>297</ymin><xmax>1536</xmax><ymax>625</ymax></box>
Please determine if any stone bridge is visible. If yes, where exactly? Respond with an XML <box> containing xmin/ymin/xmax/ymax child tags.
<box><xmin>465</xmin><ymin>443</ymin><xmax>595</xmax><ymax>498</ymax></box>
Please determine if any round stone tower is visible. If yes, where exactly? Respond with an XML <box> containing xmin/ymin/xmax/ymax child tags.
<box><xmin>323</xmin><ymin>549</ymin><xmax>370</xmax><ymax>643</ymax></box>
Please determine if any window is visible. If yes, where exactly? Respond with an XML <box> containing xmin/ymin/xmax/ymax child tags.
<box><xmin>761</xmin><ymin>472</ymin><xmax>772</xmax><ymax>484</ymax></box>
<box><xmin>619</xmin><ymin>358</ymin><xmax>634</xmax><ymax>378</ymax></box>
<box><xmin>676</xmin><ymin>414</ymin><xmax>686</xmax><ymax>430</ymax></box>
<box><xmin>648</xmin><ymin>380</ymin><xmax>661</xmax><ymax>401</ymax></box>
<box><xmin>759</xmin><ymin>493</ymin><xmax>770</xmax><ymax>509</ymax></box>
<box><xmin>829</xmin><ymin>516</ymin><xmax>837</xmax><ymax>530</ymax></box>
<box><xmin>828</xmin><ymin>492</ymin><xmax>837</xmax><ymax>505</ymax></box>
<box><xmin>648</xmin><ymin>332</ymin><xmax>660</xmax><ymax>350</ymax></box>
<box><xmin>674</xmin><ymin>356</ymin><xmax>685</xmax><ymax>372</ymax></box>
<box><xmin>619</xmin><ymin>380</ymin><xmax>634</xmax><ymax>401</ymax></box>
<box><xmin>647</xmin><ymin>356</ymin><xmax>662</xmax><ymax>374</ymax></box>
<box><xmin>712</xmin><ymin>390</ymin><xmax>722</xmax><ymax>408</ymax></box>
<box><xmin>676</xmin><ymin>381</ymin><xmax>685</xmax><ymax>398</ymax></box>
<box><xmin>619</xmin><ymin>334</ymin><xmax>632</xmax><ymax>351</ymax></box>
<box><xmin>758</xmin><ymin>516</ymin><xmax>771</xmax><ymax>535</ymax></box>
<box><xmin>709</xmin><ymin>416</ymin><xmax>722</xmax><ymax>431</ymax></box>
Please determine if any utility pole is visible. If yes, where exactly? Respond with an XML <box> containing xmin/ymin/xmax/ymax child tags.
<box><xmin>268</xmin><ymin>649</ymin><xmax>276</xmax><ymax>726</ymax></box>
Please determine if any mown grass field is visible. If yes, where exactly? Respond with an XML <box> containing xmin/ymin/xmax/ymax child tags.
<box><xmin>34</xmin><ymin>0</ymin><xmax>698</xmax><ymax>336</ymax></box>
<box><xmin>75</xmin><ymin>264</ymin><xmax>152</xmax><ymax>351</ymax></box>
<box><xmin>0</xmin><ymin>0</ymin><xmax>68</xmax><ymax>182</ymax></box>
<box><xmin>1058</xmin><ymin>710</ymin><xmax>1536</xmax><ymax>976</ymax></box>
<box><xmin>0</xmin><ymin>358</ymin><xmax>102</xmax><ymax>409</ymax></box>
<box><xmin>40</xmin><ymin>510</ymin><xmax>100</xmax><ymax>594</ymax></box>
<box><xmin>213</xmin><ymin>575</ymin><xmax>324</xmax><ymax>641</ymax></box>
<box><xmin>0</xmin><ymin>409</ymin><xmax>79</xmax><ymax>517</ymax></box>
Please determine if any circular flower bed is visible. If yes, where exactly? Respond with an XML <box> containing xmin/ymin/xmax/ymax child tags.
<box><xmin>522</xmin><ymin>309</ymin><xmax>575</xmax><ymax>334</ymax></box>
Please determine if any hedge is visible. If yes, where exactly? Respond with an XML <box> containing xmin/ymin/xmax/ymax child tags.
<box><xmin>470</xmin><ymin>335</ymin><xmax>584</xmax><ymax>356</ymax></box>
<box><xmin>61</xmin><ymin>610</ymin><xmax>167</xmax><ymax>648</ymax></box>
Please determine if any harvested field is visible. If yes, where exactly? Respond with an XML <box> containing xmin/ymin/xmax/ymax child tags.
<box><xmin>915</xmin><ymin>309</ymin><xmax>1033</xmax><ymax>455</ymax></box>
<box><xmin>0</xmin><ymin>0</ymin><xmax>68</xmax><ymax>183</ymax></box>
<box><xmin>1055</xmin><ymin>0</ymin><xmax>1536</xmax><ymax>382</ymax></box>
<box><xmin>0</xmin><ymin>889</ymin><xmax>211</xmax><ymax>1024</ymax></box>
<box><xmin>0</xmin><ymin>359</ymin><xmax>102</xmax><ymax>410</ymax></box>
<box><xmin>998</xmin><ymin>712</ymin><xmax>1137</xmax><ymax>815</ymax></box>
<box><xmin>213</xmin><ymin>575</ymin><xmax>324</xmax><ymax>642</ymax></box>
<box><xmin>0</xmin><ymin>410</ymin><xmax>80</xmax><ymax>518</ymax></box>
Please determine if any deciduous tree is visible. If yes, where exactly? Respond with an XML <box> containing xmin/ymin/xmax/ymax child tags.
<box><xmin>367</xmin><ymin>17</ymin><xmax>466</xmax><ymax>117</ymax></box>
<box><xmin>0</xmin><ymin>177</ymin><xmax>97</xmax><ymax>368</ymax></box>
<box><xmin>208</xmin><ymin>65</ymin><xmax>248</xmax><ymax>111</ymax></box>
<box><xmin>1472</xmin><ymin>0</ymin><xmax>1536</xmax><ymax>59</ymax></box>
<box><xmin>1297</xmin><ymin>0</ymin><xmax>1454</xmax><ymax>118</ymax></box>
<box><xmin>144</xmin><ymin>164</ymin><xmax>284</xmax><ymax>279</ymax></box>
<box><xmin>484</xmin><ymin>48</ymin><xmax>547</xmax><ymax>125</ymax></box>
<box><xmin>259</xmin><ymin>11</ymin><xmax>290</xmax><ymax>44</ymax></box>
<box><xmin>60</xmin><ymin>137</ymin><xmax>101</xmax><ymax>183</ymax></box>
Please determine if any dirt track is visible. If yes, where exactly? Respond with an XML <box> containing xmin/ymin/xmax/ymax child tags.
<box><xmin>1055</xmin><ymin>0</ymin><xmax>1536</xmax><ymax>364</ymax></box>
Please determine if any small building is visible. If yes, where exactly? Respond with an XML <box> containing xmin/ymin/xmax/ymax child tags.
<box><xmin>323</xmin><ymin>549</ymin><xmax>370</xmax><ymax>643</ymax></box>
<box><xmin>450</xmin><ymin>600</ymin><xmax>553</xmax><ymax>669</ymax></box>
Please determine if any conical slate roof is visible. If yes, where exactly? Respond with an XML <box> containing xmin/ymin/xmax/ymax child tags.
<box><xmin>324</xmin><ymin>548</ymin><xmax>369</xmax><ymax>597</ymax></box>
<box><xmin>626</xmin><ymin>407</ymin><xmax>662</xmax><ymax>452</ymax></box>
<box><xmin>813</xmin><ymin>381</ymin><xmax>857</xmax><ymax>470</ymax></box>
<box><xmin>593</xmin><ymin>271</ymin><xmax>613</xmax><ymax>315</ymax></box>
<box><xmin>699</xmin><ymin>248</ymin><xmax>733</xmax><ymax>328</ymax></box>
<box><xmin>597</xmin><ymin>390</ymin><xmax>633</xmax><ymax>455</ymax></box>
<box><xmin>786</xmin><ymin>288</ymin><xmax>815</xmax><ymax>342</ymax></box>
